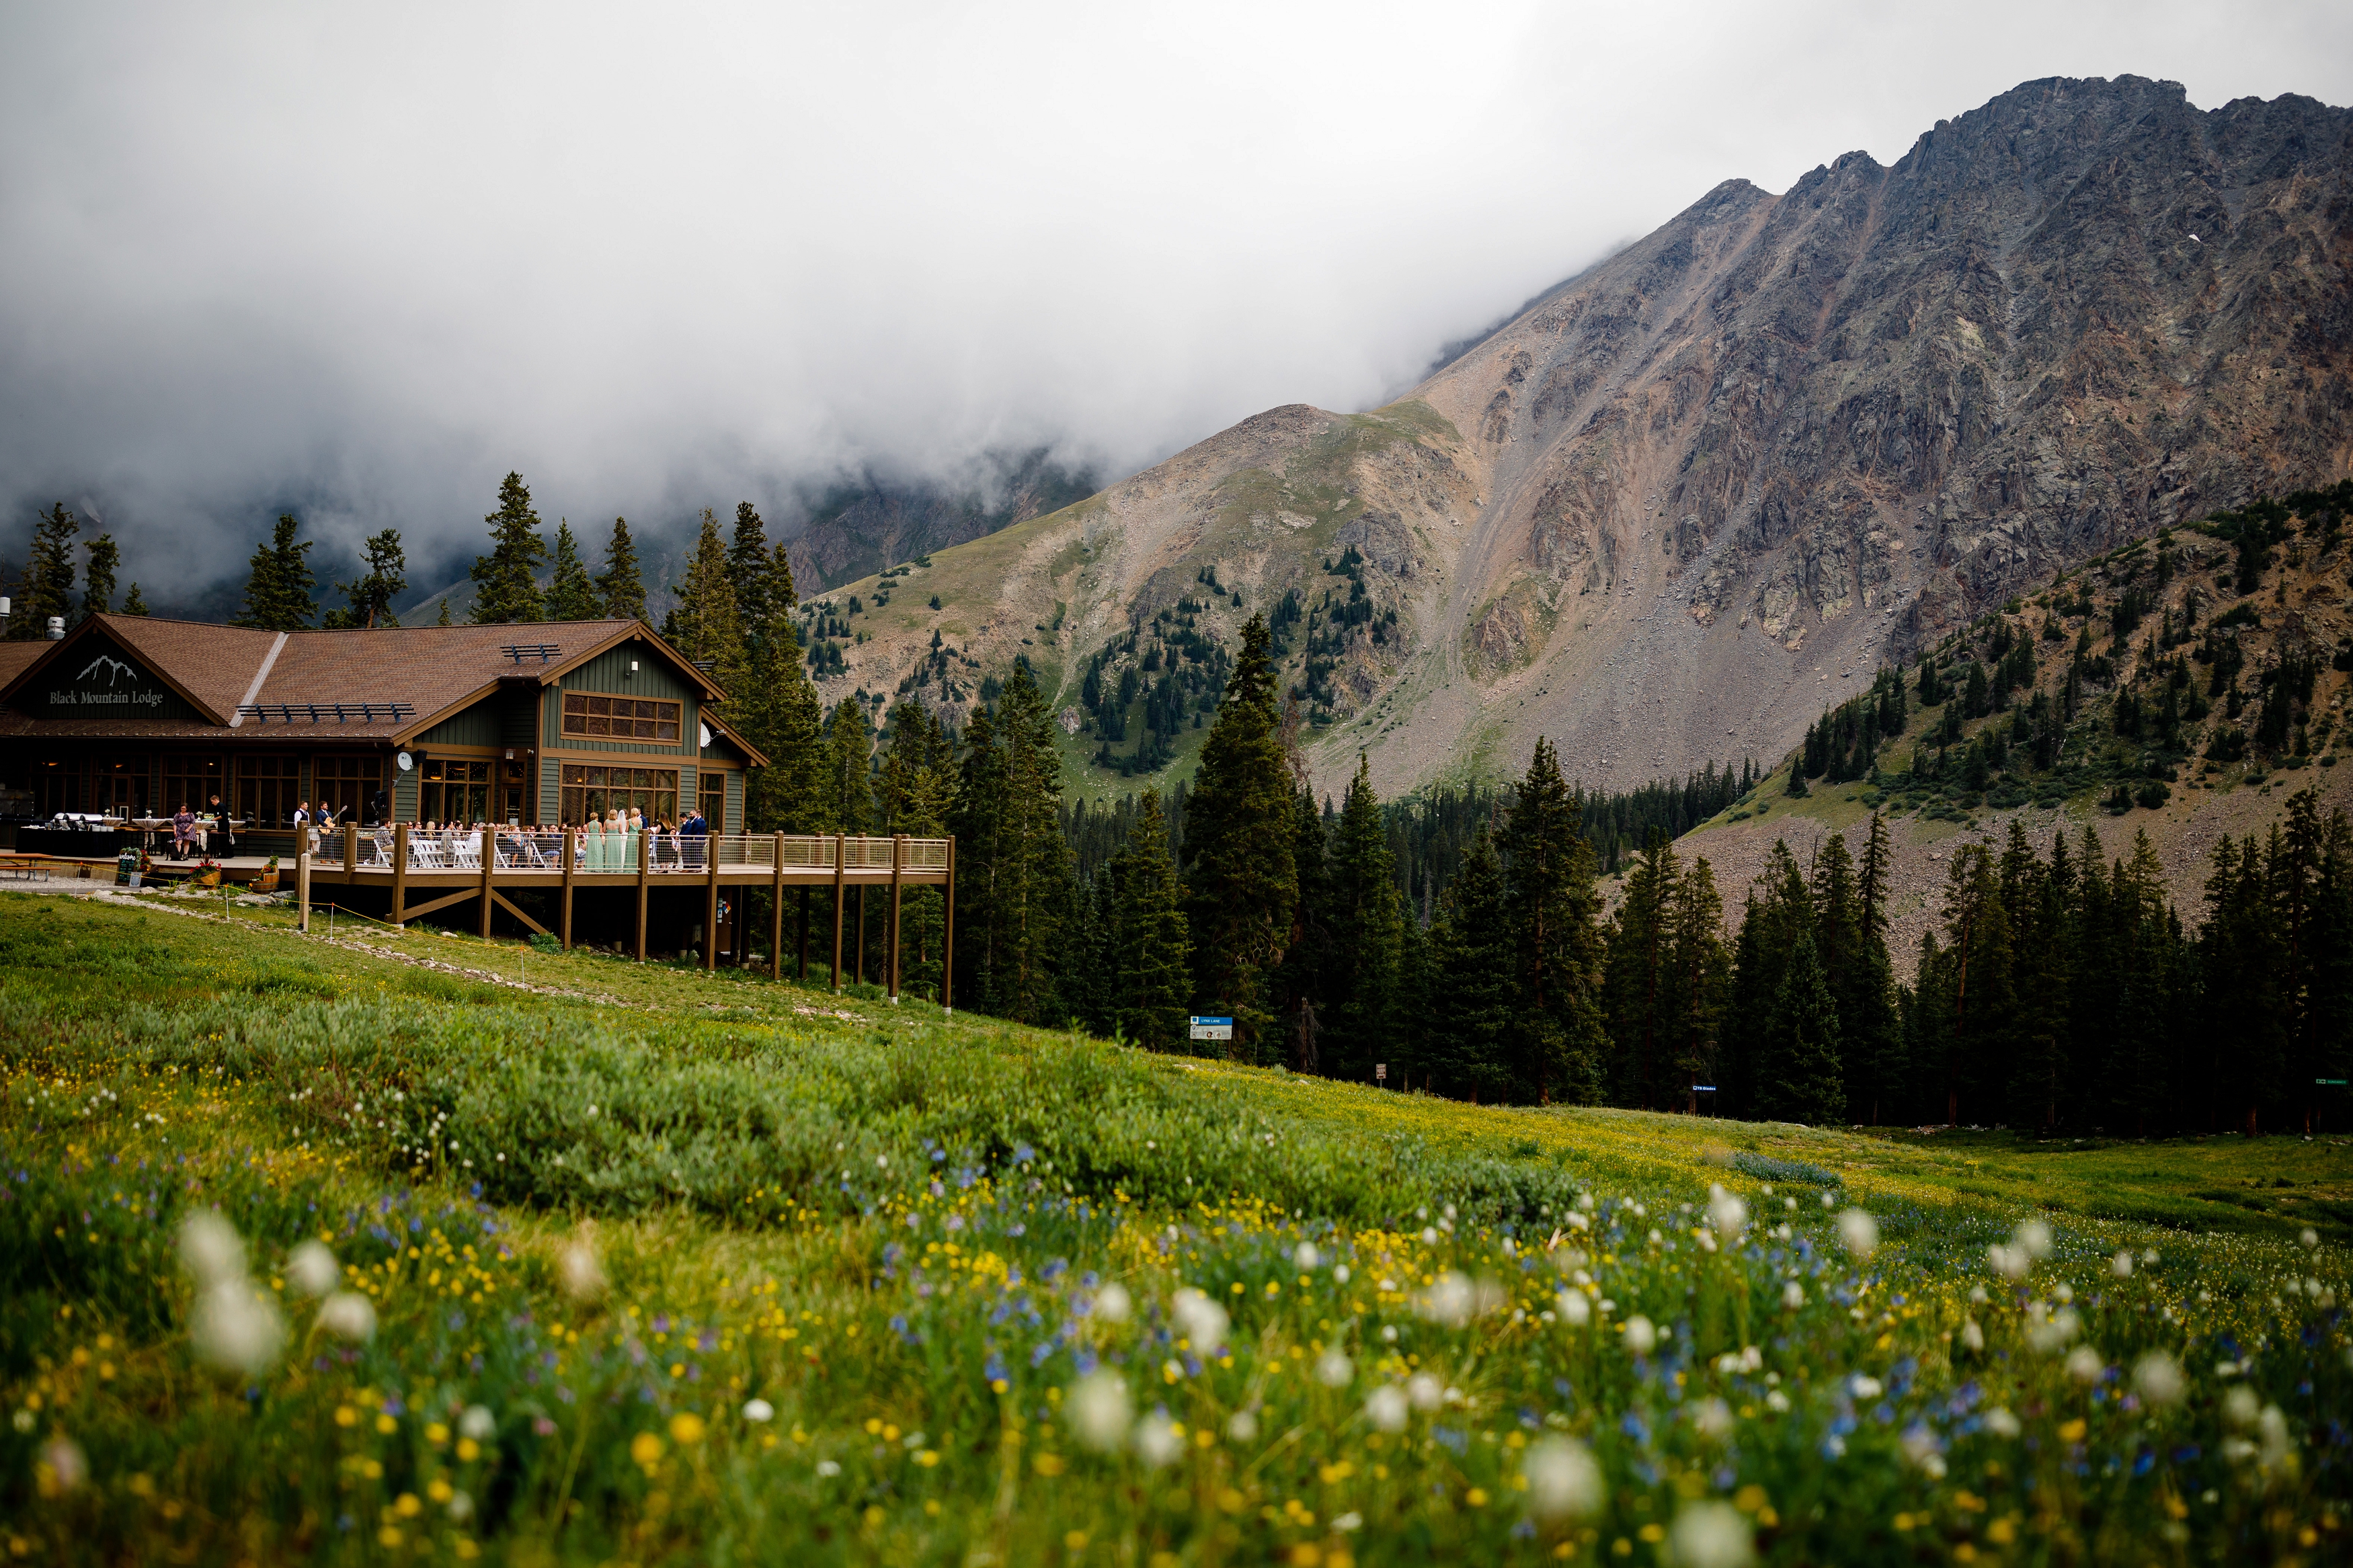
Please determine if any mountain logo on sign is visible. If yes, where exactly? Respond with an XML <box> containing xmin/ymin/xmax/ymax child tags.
<box><xmin>76</xmin><ymin>654</ymin><xmax>140</xmax><ymax>688</ymax></box>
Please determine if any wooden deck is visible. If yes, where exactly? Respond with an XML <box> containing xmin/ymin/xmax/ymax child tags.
<box><xmin>294</xmin><ymin>827</ymin><xmax>956</xmax><ymax>1004</ymax></box>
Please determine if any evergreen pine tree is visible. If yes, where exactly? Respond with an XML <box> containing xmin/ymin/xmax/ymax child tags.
<box><xmin>596</xmin><ymin>518</ymin><xmax>647</xmax><ymax>622</ymax></box>
<box><xmin>1603</xmin><ymin>829</ymin><xmax>1677</xmax><ymax>1108</ymax></box>
<box><xmin>1425</xmin><ymin>825</ymin><xmax>1515</xmax><ymax>1103</ymax></box>
<box><xmin>1722</xmin><ymin>843</ymin><xmax>1810</xmax><ymax>1118</ymax></box>
<box><xmin>1502</xmin><ymin>738</ymin><xmax>1608</xmax><ymax>1104</ymax></box>
<box><xmin>1275</xmin><ymin>787</ymin><xmax>1332</xmax><ymax>1072</ymax></box>
<box><xmin>547</xmin><ymin>521</ymin><xmax>602</xmax><ymax>621</ymax></box>
<box><xmin>1318</xmin><ymin>756</ymin><xmax>1402</xmax><ymax>1081</ymax></box>
<box><xmin>1109</xmin><ymin>790</ymin><xmax>1191</xmax><ymax>1052</ymax></box>
<box><xmin>233</xmin><ymin>514</ymin><xmax>317</xmax><ymax>630</ymax></box>
<box><xmin>1662</xmin><ymin>856</ymin><xmax>1730</xmax><ymax>1112</ymax></box>
<box><xmin>20</xmin><ymin>503</ymin><xmax>77</xmax><ymax>636</ymax></box>
<box><xmin>435</xmin><ymin>597</ymin><xmax>453</xmax><ymax>626</ymax></box>
<box><xmin>671</xmin><ymin>509</ymin><xmax>747</xmax><ymax>700</ymax></box>
<box><xmin>822</xmin><ymin>698</ymin><xmax>873</xmax><ymax>834</ymax></box>
<box><xmin>728</xmin><ymin>503</ymin><xmax>774</xmax><ymax>631</ymax></box>
<box><xmin>1183</xmin><ymin>614</ymin><xmax>1298</xmax><ymax>1055</ymax></box>
<box><xmin>469</xmin><ymin>473</ymin><xmax>547</xmax><ymax>624</ymax></box>
<box><xmin>326</xmin><ymin>529</ymin><xmax>407</xmax><ymax>628</ymax></box>
<box><xmin>120</xmin><ymin>583</ymin><xmax>149</xmax><ymax>616</ymax></box>
<box><xmin>81</xmin><ymin>534</ymin><xmax>117</xmax><ymax>621</ymax></box>
<box><xmin>949</xmin><ymin>663</ymin><xmax>1074</xmax><ymax>1024</ymax></box>
<box><xmin>1755</xmin><ymin>927</ymin><xmax>1845</xmax><ymax>1124</ymax></box>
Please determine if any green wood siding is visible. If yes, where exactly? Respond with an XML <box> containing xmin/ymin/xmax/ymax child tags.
<box><xmin>545</xmin><ymin>641</ymin><xmax>701</xmax><ymax>759</ymax></box>
<box><xmin>393</xmin><ymin>764</ymin><xmax>417</xmax><ymax>821</ymax></box>
<box><xmin>417</xmin><ymin>698</ymin><xmax>504</xmax><ymax>749</ymax></box>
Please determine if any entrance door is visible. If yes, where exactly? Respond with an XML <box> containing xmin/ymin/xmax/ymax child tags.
<box><xmin>93</xmin><ymin>765</ymin><xmax>145</xmax><ymax>818</ymax></box>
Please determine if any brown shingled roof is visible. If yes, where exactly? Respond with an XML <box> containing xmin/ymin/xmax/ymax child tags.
<box><xmin>1</xmin><ymin>615</ymin><xmax>733</xmax><ymax>743</ymax></box>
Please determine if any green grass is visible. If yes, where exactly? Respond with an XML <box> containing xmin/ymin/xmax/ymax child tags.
<box><xmin>3</xmin><ymin>893</ymin><xmax>2349</xmax><ymax>1563</ymax></box>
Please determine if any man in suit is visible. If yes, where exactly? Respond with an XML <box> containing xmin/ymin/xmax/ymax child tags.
<box><xmin>680</xmin><ymin>805</ymin><xmax>708</xmax><ymax>870</ymax></box>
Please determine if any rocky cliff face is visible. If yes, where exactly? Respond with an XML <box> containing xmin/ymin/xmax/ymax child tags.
<box><xmin>809</xmin><ymin>77</ymin><xmax>2353</xmax><ymax>800</ymax></box>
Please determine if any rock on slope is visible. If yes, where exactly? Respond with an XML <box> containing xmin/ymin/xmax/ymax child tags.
<box><xmin>807</xmin><ymin>75</ymin><xmax>2352</xmax><ymax>799</ymax></box>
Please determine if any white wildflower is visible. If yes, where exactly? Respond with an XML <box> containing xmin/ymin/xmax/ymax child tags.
<box><xmin>38</xmin><ymin>1436</ymin><xmax>87</xmax><ymax>1494</ymax></box>
<box><xmin>1693</xmin><ymin>1398</ymin><xmax>1734</xmax><ymax>1440</ymax></box>
<box><xmin>191</xmin><ymin>1278</ymin><xmax>284</xmax><ymax>1375</ymax></box>
<box><xmin>1133</xmin><ymin>1413</ymin><xmax>1183</xmax><ymax>1467</ymax></box>
<box><xmin>1960</xmin><ymin>1317</ymin><xmax>1985</xmax><ymax>1353</ymax></box>
<box><xmin>2132</xmin><ymin>1350</ymin><xmax>2184</xmax><ymax>1406</ymax></box>
<box><xmin>459</xmin><ymin>1404</ymin><xmax>496</xmax><ymax>1441</ymax></box>
<box><xmin>2111</xmin><ymin>1250</ymin><xmax>2134</xmax><ymax>1279</ymax></box>
<box><xmin>1557</xmin><ymin>1288</ymin><xmax>1591</xmax><ymax>1327</ymax></box>
<box><xmin>1316</xmin><ymin>1349</ymin><xmax>1354</xmax><ymax>1388</ymax></box>
<box><xmin>1522</xmin><ymin>1436</ymin><xmax>1603</xmax><ymax>1522</ymax></box>
<box><xmin>1848</xmin><ymin>1374</ymin><xmax>1882</xmax><ymax>1401</ymax></box>
<box><xmin>287</xmin><ymin>1240</ymin><xmax>340</xmax><ymax>1298</ymax></box>
<box><xmin>1365</xmin><ymin>1385</ymin><xmax>1408</xmax><ymax>1433</ymax></box>
<box><xmin>1983</xmin><ymin>1407</ymin><xmax>2021</xmax><ymax>1438</ymax></box>
<box><xmin>1406</xmin><ymin>1372</ymin><xmax>1445</xmax><ymax>1411</ymax></box>
<box><xmin>1170</xmin><ymin>1287</ymin><xmax>1229</xmax><ymax>1350</ymax></box>
<box><xmin>1669</xmin><ymin>1500</ymin><xmax>1755</xmax><ymax>1568</ymax></box>
<box><xmin>1781</xmin><ymin>1281</ymin><xmax>1804</xmax><ymax>1311</ymax></box>
<box><xmin>1294</xmin><ymin>1241</ymin><xmax>1321</xmax><ymax>1270</ymax></box>
<box><xmin>178</xmin><ymin>1211</ymin><xmax>245</xmax><ymax>1288</ymax></box>
<box><xmin>1706</xmin><ymin>1186</ymin><xmax>1747</xmax><ymax>1245</ymax></box>
<box><xmin>559</xmin><ymin>1237</ymin><xmax>605</xmax><ymax>1303</ymax></box>
<box><xmin>1092</xmin><ymin>1283</ymin><xmax>1132</xmax><ymax>1324</ymax></box>
<box><xmin>2065</xmin><ymin>1346</ymin><xmax>2104</xmax><ymax>1384</ymax></box>
<box><xmin>1837</xmin><ymin>1209</ymin><xmax>1878</xmax><ymax>1260</ymax></box>
<box><xmin>743</xmin><ymin>1399</ymin><xmax>775</xmax><ymax>1423</ymax></box>
<box><xmin>2015</xmin><ymin>1219</ymin><xmax>2053</xmax><ymax>1259</ymax></box>
<box><xmin>1623</xmin><ymin>1315</ymin><xmax>1657</xmax><ymax>1356</ymax></box>
<box><xmin>1226</xmin><ymin>1409</ymin><xmax>1259</xmax><ymax>1442</ymax></box>
<box><xmin>316</xmin><ymin>1292</ymin><xmax>376</xmax><ymax>1343</ymax></box>
<box><xmin>1068</xmin><ymin>1371</ymin><xmax>1131</xmax><ymax>1452</ymax></box>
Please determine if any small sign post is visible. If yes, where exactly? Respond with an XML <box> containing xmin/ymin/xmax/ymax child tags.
<box><xmin>1189</xmin><ymin>1016</ymin><xmax>1233</xmax><ymax>1042</ymax></box>
<box><xmin>1375</xmin><ymin>1063</ymin><xmax>1388</xmax><ymax>1085</ymax></box>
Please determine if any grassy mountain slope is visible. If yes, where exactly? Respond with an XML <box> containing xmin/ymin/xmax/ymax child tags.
<box><xmin>809</xmin><ymin>77</ymin><xmax>2352</xmax><ymax>808</ymax></box>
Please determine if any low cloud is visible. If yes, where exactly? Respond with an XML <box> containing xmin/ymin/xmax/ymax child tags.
<box><xmin>1</xmin><ymin>1</ymin><xmax>2345</xmax><ymax>604</ymax></box>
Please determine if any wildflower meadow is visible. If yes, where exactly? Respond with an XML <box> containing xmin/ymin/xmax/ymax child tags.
<box><xmin>2</xmin><ymin>893</ymin><xmax>2348</xmax><ymax>1563</ymax></box>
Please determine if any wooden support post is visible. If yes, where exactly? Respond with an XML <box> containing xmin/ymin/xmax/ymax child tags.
<box><xmin>770</xmin><ymin>831</ymin><xmax>785</xmax><ymax>983</ymax></box>
<box><xmin>391</xmin><ymin>824</ymin><xmax>409</xmax><ymax>927</ymax></box>
<box><xmin>560</xmin><ymin>828</ymin><xmax>575</xmax><ymax>950</ymax></box>
<box><xmin>856</xmin><ymin>879</ymin><xmax>867</xmax><ymax>987</ymax></box>
<box><xmin>296</xmin><ymin>848</ymin><xmax>311</xmax><ymax>933</ymax></box>
<box><xmin>704</xmin><ymin>833</ymin><xmax>721</xmax><ymax>971</ymax></box>
<box><xmin>830</xmin><ymin>831</ymin><xmax>845</xmax><ymax>992</ymax></box>
<box><xmin>943</xmin><ymin>835</ymin><xmax>955</xmax><ymax>1015</ymax></box>
<box><xmin>888</xmin><ymin>834</ymin><xmax>904</xmax><ymax>1003</ymax></box>
<box><xmin>479</xmin><ymin>829</ymin><xmax>495</xmax><ymax>939</ymax></box>
<box><xmin>342</xmin><ymin>823</ymin><xmax>357</xmax><ymax>878</ymax></box>
<box><xmin>798</xmin><ymin>886</ymin><xmax>810</xmax><ymax>983</ymax></box>
<box><xmin>635</xmin><ymin>828</ymin><xmax>650</xmax><ymax>962</ymax></box>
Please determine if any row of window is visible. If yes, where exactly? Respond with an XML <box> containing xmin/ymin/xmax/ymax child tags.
<box><xmin>563</xmin><ymin>692</ymin><xmax>682</xmax><ymax>741</ymax></box>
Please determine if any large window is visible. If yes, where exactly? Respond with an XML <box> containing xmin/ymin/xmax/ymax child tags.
<box><xmin>161</xmin><ymin>754</ymin><xmax>225</xmax><ymax>817</ymax></box>
<box><xmin>563</xmin><ymin>692</ymin><xmax>681</xmax><ymax>742</ymax></box>
<box><xmin>560</xmin><ymin>764</ymin><xmax>677</xmax><ymax>827</ymax></box>
<box><xmin>420</xmin><ymin>758</ymin><xmax>490</xmax><ymax>825</ymax></box>
<box><xmin>314</xmin><ymin>754</ymin><xmax>386</xmax><ymax>824</ymax></box>
<box><xmin>235</xmin><ymin>755</ymin><xmax>301</xmax><ymax>829</ymax></box>
<box><xmin>700</xmin><ymin>770</ymin><xmax>727</xmax><ymax>834</ymax></box>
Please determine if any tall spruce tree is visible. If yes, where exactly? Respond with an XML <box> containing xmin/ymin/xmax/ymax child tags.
<box><xmin>470</xmin><ymin>473</ymin><xmax>547</xmax><ymax>624</ymax></box>
<box><xmin>1755</xmin><ymin>927</ymin><xmax>1845</xmax><ymax>1124</ymax></box>
<box><xmin>327</xmin><ymin>529</ymin><xmax>407</xmax><ymax>628</ymax></box>
<box><xmin>1502</xmin><ymin>738</ymin><xmax>1607</xmax><ymax>1104</ymax></box>
<box><xmin>547</xmin><ymin>521</ymin><xmax>602</xmax><ymax>621</ymax></box>
<box><xmin>596</xmin><ymin>518</ymin><xmax>647</xmax><ymax>622</ymax></box>
<box><xmin>728</xmin><ymin>503</ymin><xmax>775</xmax><ymax>630</ymax></box>
<box><xmin>20</xmin><ymin>503</ymin><xmax>77</xmax><ymax>636</ymax></box>
<box><xmin>120</xmin><ymin>583</ymin><xmax>149</xmax><ymax>616</ymax></box>
<box><xmin>671</xmin><ymin>509</ymin><xmax>746</xmax><ymax>700</ymax></box>
<box><xmin>951</xmin><ymin>663</ymin><xmax>1074</xmax><ymax>1024</ymax></box>
<box><xmin>1603</xmin><ymin>828</ymin><xmax>1677</xmax><ymax>1108</ymax></box>
<box><xmin>1322</xmin><ymin>754</ymin><xmax>1402</xmax><ymax>1081</ymax></box>
<box><xmin>1183</xmin><ymin>614</ymin><xmax>1297</xmax><ymax>1057</ymax></box>
<box><xmin>233</xmin><ymin>514</ymin><xmax>317</xmax><ymax>630</ymax></box>
<box><xmin>81</xmin><ymin>534</ymin><xmax>118</xmax><ymax>621</ymax></box>
<box><xmin>1275</xmin><ymin>787</ymin><xmax>1333</xmax><ymax>1072</ymax></box>
<box><xmin>1425</xmin><ymin>825</ymin><xmax>1515</xmax><ymax>1102</ymax></box>
<box><xmin>1663</xmin><ymin>856</ymin><xmax>1730</xmax><ymax>1111</ymax></box>
<box><xmin>1108</xmin><ymin>790</ymin><xmax>1191</xmax><ymax>1051</ymax></box>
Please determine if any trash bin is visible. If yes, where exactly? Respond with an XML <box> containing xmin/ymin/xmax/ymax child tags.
<box><xmin>116</xmin><ymin>848</ymin><xmax>142</xmax><ymax>889</ymax></box>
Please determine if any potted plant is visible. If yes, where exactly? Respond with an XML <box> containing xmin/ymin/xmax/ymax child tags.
<box><xmin>254</xmin><ymin>855</ymin><xmax>281</xmax><ymax>893</ymax></box>
<box><xmin>192</xmin><ymin>856</ymin><xmax>221</xmax><ymax>891</ymax></box>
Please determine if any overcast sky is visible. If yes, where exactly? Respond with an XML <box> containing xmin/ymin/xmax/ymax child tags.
<box><xmin>3</xmin><ymin>1</ymin><xmax>2348</xmax><ymax>599</ymax></box>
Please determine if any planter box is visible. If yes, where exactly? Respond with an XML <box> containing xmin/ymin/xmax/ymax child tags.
<box><xmin>254</xmin><ymin>872</ymin><xmax>280</xmax><ymax>893</ymax></box>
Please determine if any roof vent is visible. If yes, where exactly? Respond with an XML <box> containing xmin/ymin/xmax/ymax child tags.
<box><xmin>237</xmin><ymin>702</ymin><xmax>417</xmax><ymax>724</ymax></box>
<box><xmin>500</xmin><ymin>643</ymin><xmax>561</xmax><ymax>663</ymax></box>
